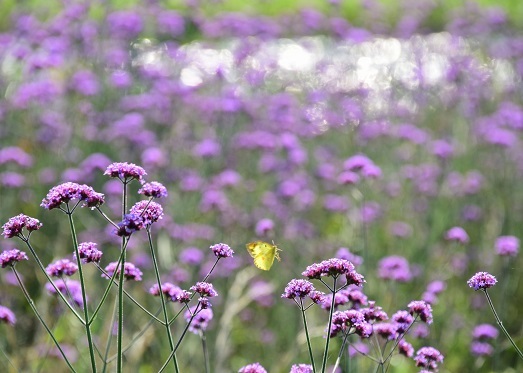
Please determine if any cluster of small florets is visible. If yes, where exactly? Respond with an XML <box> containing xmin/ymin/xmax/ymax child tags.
<box><xmin>0</xmin><ymin>305</ymin><xmax>16</xmax><ymax>325</ymax></box>
<box><xmin>115</xmin><ymin>213</ymin><xmax>145</xmax><ymax>237</ymax></box>
<box><xmin>103</xmin><ymin>262</ymin><xmax>143</xmax><ymax>281</ymax></box>
<box><xmin>407</xmin><ymin>300</ymin><xmax>433</xmax><ymax>324</ymax></box>
<box><xmin>329</xmin><ymin>309</ymin><xmax>371</xmax><ymax>338</ymax></box>
<box><xmin>149</xmin><ymin>282</ymin><xmax>191</xmax><ymax>303</ymax></box>
<box><xmin>46</xmin><ymin>259</ymin><xmax>79</xmax><ymax>277</ymax></box>
<box><xmin>0</xmin><ymin>249</ymin><xmax>28</xmax><ymax>267</ymax></box>
<box><xmin>184</xmin><ymin>306</ymin><xmax>213</xmax><ymax>334</ymax></box>
<box><xmin>281</xmin><ymin>279</ymin><xmax>315</xmax><ymax>299</ymax></box>
<box><xmin>104</xmin><ymin>162</ymin><xmax>146</xmax><ymax>182</ymax></box>
<box><xmin>238</xmin><ymin>362</ymin><xmax>267</xmax><ymax>373</ymax></box>
<box><xmin>413</xmin><ymin>346</ymin><xmax>444</xmax><ymax>371</ymax></box>
<box><xmin>467</xmin><ymin>272</ymin><xmax>497</xmax><ymax>291</ymax></box>
<box><xmin>190</xmin><ymin>282</ymin><xmax>218</xmax><ymax>297</ymax></box>
<box><xmin>2</xmin><ymin>214</ymin><xmax>42</xmax><ymax>239</ymax></box>
<box><xmin>302</xmin><ymin>258</ymin><xmax>357</xmax><ymax>279</ymax></box>
<box><xmin>41</xmin><ymin>182</ymin><xmax>104</xmax><ymax>210</ymax></box>
<box><xmin>210</xmin><ymin>243</ymin><xmax>235</xmax><ymax>258</ymax></box>
<box><xmin>374</xmin><ymin>322</ymin><xmax>398</xmax><ymax>340</ymax></box>
<box><xmin>361</xmin><ymin>301</ymin><xmax>388</xmax><ymax>322</ymax></box>
<box><xmin>391</xmin><ymin>310</ymin><xmax>414</xmax><ymax>334</ymax></box>
<box><xmin>75</xmin><ymin>242</ymin><xmax>103</xmax><ymax>263</ymax></box>
<box><xmin>398</xmin><ymin>340</ymin><xmax>415</xmax><ymax>357</ymax></box>
<box><xmin>129</xmin><ymin>200</ymin><xmax>164</xmax><ymax>226</ymax></box>
<box><xmin>45</xmin><ymin>279</ymin><xmax>84</xmax><ymax>307</ymax></box>
<box><xmin>289</xmin><ymin>364</ymin><xmax>313</xmax><ymax>373</ymax></box>
<box><xmin>138</xmin><ymin>181</ymin><xmax>168</xmax><ymax>198</ymax></box>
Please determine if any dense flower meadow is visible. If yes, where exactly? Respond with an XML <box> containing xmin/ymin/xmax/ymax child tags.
<box><xmin>0</xmin><ymin>0</ymin><xmax>523</xmax><ymax>372</ymax></box>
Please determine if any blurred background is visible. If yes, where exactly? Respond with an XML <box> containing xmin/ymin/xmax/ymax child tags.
<box><xmin>1</xmin><ymin>0</ymin><xmax>523</xmax><ymax>372</ymax></box>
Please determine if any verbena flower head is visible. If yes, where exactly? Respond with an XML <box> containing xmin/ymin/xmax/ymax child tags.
<box><xmin>308</xmin><ymin>290</ymin><xmax>326</xmax><ymax>304</ymax></box>
<box><xmin>103</xmin><ymin>262</ymin><xmax>142</xmax><ymax>281</ymax></box>
<box><xmin>46</xmin><ymin>259</ymin><xmax>78</xmax><ymax>277</ymax></box>
<box><xmin>2</xmin><ymin>214</ymin><xmax>42</xmax><ymax>239</ymax></box>
<box><xmin>470</xmin><ymin>341</ymin><xmax>494</xmax><ymax>356</ymax></box>
<box><xmin>495</xmin><ymin>235</ymin><xmax>519</xmax><ymax>257</ymax></box>
<box><xmin>41</xmin><ymin>182</ymin><xmax>104</xmax><ymax>210</ymax></box>
<box><xmin>290</xmin><ymin>364</ymin><xmax>313</xmax><ymax>373</ymax></box>
<box><xmin>138</xmin><ymin>181</ymin><xmax>168</xmax><ymax>198</ymax></box>
<box><xmin>184</xmin><ymin>306</ymin><xmax>213</xmax><ymax>334</ymax></box>
<box><xmin>414</xmin><ymin>346</ymin><xmax>444</xmax><ymax>371</ymax></box>
<box><xmin>329</xmin><ymin>309</ymin><xmax>366</xmax><ymax>338</ymax></box>
<box><xmin>210</xmin><ymin>243</ymin><xmax>234</xmax><ymax>258</ymax></box>
<box><xmin>238</xmin><ymin>362</ymin><xmax>267</xmax><ymax>373</ymax></box>
<box><xmin>282</xmin><ymin>279</ymin><xmax>315</xmax><ymax>299</ymax></box>
<box><xmin>190</xmin><ymin>282</ymin><xmax>218</xmax><ymax>297</ymax></box>
<box><xmin>129</xmin><ymin>200</ymin><xmax>164</xmax><ymax>226</ymax></box>
<box><xmin>45</xmin><ymin>279</ymin><xmax>84</xmax><ymax>307</ymax></box>
<box><xmin>76</xmin><ymin>242</ymin><xmax>102</xmax><ymax>263</ymax></box>
<box><xmin>0</xmin><ymin>305</ymin><xmax>16</xmax><ymax>325</ymax></box>
<box><xmin>444</xmin><ymin>226</ymin><xmax>469</xmax><ymax>244</ymax></box>
<box><xmin>104</xmin><ymin>162</ymin><xmax>146</xmax><ymax>183</ymax></box>
<box><xmin>472</xmin><ymin>324</ymin><xmax>499</xmax><ymax>340</ymax></box>
<box><xmin>302</xmin><ymin>258</ymin><xmax>356</xmax><ymax>279</ymax></box>
<box><xmin>378</xmin><ymin>255</ymin><xmax>413</xmax><ymax>282</ymax></box>
<box><xmin>374</xmin><ymin>322</ymin><xmax>398</xmax><ymax>340</ymax></box>
<box><xmin>398</xmin><ymin>340</ymin><xmax>414</xmax><ymax>357</ymax></box>
<box><xmin>361</xmin><ymin>301</ymin><xmax>388</xmax><ymax>322</ymax></box>
<box><xmin>392</xmin><ymin>310</ymin><xmax>414</xmax><ymax>334</ymax></box>
<box><xmin>148</xmin><ymin>282</ymin><xmax>191</xmax><ymax>303</ymax></box>
<box><xmin>115</xmin><ymin>213</ymin><xmax>144</xmax><ymax>237</ymax></box>
<box><xmin>0</xmin><ymin>249</ymin><xmax>28</xmax><ymax>267</ymax></box>
<box><xmin>467</xmin><ymin>272</ymin><xmax>497</xmax><ymax>291</ymax></box>
<box><xmin>408</xmin><ymin>300</ymin><xmax>433</xmax><ymax>324</ymax></box>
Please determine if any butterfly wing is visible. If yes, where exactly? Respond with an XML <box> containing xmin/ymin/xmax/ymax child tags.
<box><xmin>246</xmin><ymin>241</ymin><xmax>262</xmax><ymax>258</ymax></box>
<box><xmin>254</xmin><ymin>242</ymin><xmax>276</xmax><ymax>271</ymax></box>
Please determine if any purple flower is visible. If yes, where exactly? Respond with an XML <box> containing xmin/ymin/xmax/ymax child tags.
<box><xmin>445</xmin><ymin>226</ymin><xmax>469</xmax><ymax>244</ymax></box>
<box><xmin>398</xmin><ymin>340</ymin><xmax>414</xmax><ymax>357</ymax></box>
<box><xmin>129</xmin><ymin>201</ymin><xmax>164</xmax><ymax>225</ymax></box>
<box><xmin>210</xmin><ymin>243</ymin><xmax>234</xmax><ymax>258</ymax></box>
<box><xmin>115</xmin><ymin>214</ymin><xmax>144</xmax><ymax>237</ymax></box>
<box><xmin>149</xmin><ymin>282</ymin><xmax>190</xmax><ymax>303</ymax></box>
<box><xmin>337</xmin><ymin>170</ymin><xmax>360</xmax><ymax>185</ymax></box>
<box><xmin>472</xmin><ymin>324</ymin><xmax>499</xmax><ymax>340</ymax></box>
<box><xmin>2</xmin><ymin>214</ymin><xmax>42</xmax><ymax>239</ymax></box>
<box><xmin>467</xmin><ymin>272</ymin><xmax>497</xmax><ymax>291</ymax></box>
<box><xmin>282</xmin><ymin>279</ymin><xmax>315</xmax><ymax>299</ymax></box>
<box><xmin>103</xmin><ymin>262</ymin><xmax>142</xmax><ymax>281</ymax></box>
<box><xmin>238</xmin><ymin>362</ymin><xmax>267</xmax><ymax>373</ymax></box>
<box><xmin>46</xmin><ymin>259</ymin><xmax>78</xmax><ymax>277</ymax></box>
<box><xmin>374</xmin><ymin>322</ymin><xmax>398</xmax><ymax>340</ymax></box>
<box><xmin>414</xmin><ymin>346</ymin><xmax>444</xmax><ymax>371</ymax></box>
<box><xmin>0</xmin><ymin>249</ymin><xmax>28</xmax><ymax>267</ymax></box>
<box><xmin>70</xmin><ymin>70</ymin><xmax>99</xmax><ymax>96</ymax></box>
<box><xmin>45</xmin><ymin>279</ymin><xmax>84</xmax><ymax>307</ymax></box>
<box><xmin>391</xmin><ymin>310</ymin><xmax>414</xmax><ymax>334</ymax></box>
<box><xmin>343</xmin><ymin>154</ymin><xmax>374</xmax><ymax>171</ymax></box>
<box><xmin>107</xmin><ymin>11</ymin><xmax>143</xmax><ymax>39</ymax></box>
<box><xmin>76</xmin><ymin>242</ymin><xmax>103</xmax><ymax>263</ymax></box>
<box><xmin>329</xmin><ymin>309</ymin><xmax>368</xmax><ymax>338</ymax></box>
<box><xmin>138</xmin><ymin>182</ymin><xmax>168</xmax><ymax>199</ymax></box>
<box><xmin>0</xmin><ymin>146</ymin><xmax>33</xmax><ymax>167</ymax></box>
<box><xmin>361</xmin><ymin>301</ymin><xmax>388</xmax><ymax>322</ymax></box>
<box><xmin>290</xmin><ymin>364</ymin><xmax>313</xmax><ymax>373</ymax></box>
<box><xmin>495</xmin><ymin>235</ymin><xmax>519</xmax><ymax>257</ymax></box>
<box><xmin>184</xmin><ymin>306</ymin><xmax>213</xmax><ymax>334</ymax></box>
<box><xmin>0</xmin><ymin>305</ymin><xmax>16</xmax><ymax>325</ymax></box>
<box><xmin>255</xmin><ymin>219</ymin><xmax>274</xmax><ymax>236</ymax></box>
<box><xmin>179</xmin><ymin>247</ymin><xmax>204</xmax><ymax>265</ymax></box>
<box><xmin>302</xmin><ymin>258</ymin><xmax>356</xmax><ymax>279</ymax></box>
<box><xmin>377</xmin><ymin>256</ymin><xmax>413</xmax><ymax>282</ymax></box>
<box><xmin>470</xmin><ymin>341</ymin><xmax>494</xmax><ymax>356</ymax></box>
<box><xmin>408</xmin><ymin>300</ymin><xmax>433</xmax><ymax>324</ymax></box>
<box><xmin>104</xmin><ymin>162</ymin><xmax>146</xmax><ymax>183</ymax></box>
<box><xmin>426</xmin><ymin>280</ymin><xmax>446</xmax><ymax>295</ymax></box>
<box><xmin>41</xmin><ymin>182</ymin><xmax>104</xmax><ymax>210</ymax></box>
<box><xmin>190</xmin><ymin>282</ymin><xmax>218</xmax><ymax>297</ymax></box>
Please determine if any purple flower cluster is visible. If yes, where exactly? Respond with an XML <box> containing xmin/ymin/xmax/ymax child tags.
<box><xmin>444</xmin><ymin>226</ymin><xmax>469</xmax><ymax>244</ymax></box>
<box><xmin>103</xmin><ymin>262</ymin><xmax>143</xmax><ymax>281</ymax></box>
<box><xmin>190</xmin><ymin>282</ymin><xmax>218</xmax><ymax>297</ymax></box>
<box><xmin>0</xmin><ymin>249</ymin><xmax>28</xmax><ymax>267</ymax></box>
<box><xmin>210</xmin><ymin>243</ymin><xmax>235</xmax><ymax>258</ymax></box>
<box><xmin>2</xmin><ymin>214</ymin><xmax>42</xmax><ymax>239</ymax></box>
<box><xmin>0</xmin><ymin>305</ymin><xmax>16</xmax><ymax>325</ymax></box>
<box><xmin>138</xmin><ymin>181</ymin><xmax>168</xmax><ymax>198</ymax></box>
<box><xmin>467</xmin><ymin>272</ymin><xmax>497</xmax><ymax>291</ymax></box>
<box><xmin>470</xmin><ymin>323</ymin><xmax>498</xmax><ymax>357</ymax></box>
<box><xmin>115</xmin><ymin>214</ymin><xmax>144</xmax><ymax>237</ymax></box>
<box><xmin>149</xmin><ymin>282</ymin><xmax>191</xmax><ymax>303</ymax></box>
<box><xmin>494</xmin><ymin>235</ymin><xmax>519</xmax><ymax>257</ymax></box>
<box><xmin>75</xmin><ymin>242</ymin><xmax>103</xmax><ymax>264</ymax></box>
<box><xmin>289</xmin><ymin>364</ymin><xmax>313</xmax><ymax>373</ymax></box>
<box><xmin>104</xmin><ymin>162</ymin><xmax>146</xmax><ymax>182</ymax></box>
<box><xmin>377</xmin><ymin>256</ymin><xmax>413</xmax><ymax>282</ymax></box>
<box><xmin>129</xmin><ymin>200</ymin><xmax>164</xmax><ymax>225</ymax></box>
<box><xmin>329</xmin><ymin>309</ymin><xmax>372</xmax><ymax>338</ymax></box>
<box><xmin>398</xmin><ymin>340</ymin><xmax>414</xmax><ymax>357</ymax></box>
<box><xmin>41</xmin><ymin>182</ymin><xmax>104</xmax><ymax>210</ymax></box>
<box><xmin>414</xmin><ymin>346</ymin><xmax>444</xmax><ymax>371</ymax></box>
<box><xmin>281</xmin><ymin>279</ymin><xmax>315</xmax><ymax>299</ymax></box>
<box><xmin>408</xmin><ymin>300</ymin><xmax>433</xmax><ymax>324</ymax></box>
<box><xmin>45</xmin><ymin>279</ymin><xmax>84</xmax><ymax>307</ymax></box>
<box><xmin>184</xmin><ymin>306</ymin><xmax>213</xmax><ymax>334</ymax></box>
<box><xmin>238</xmin><ymin>363</ymin><xmax>267</xmax><ymax>373</ymax></box>
<box><xmin>302</xmin><ymin>258</ymin><xmax>360</xmax><ymax>281</ymax></box>
<box><xmin>46</xmin><ymin>259</ymin><xmax>78</xmax><ymax>277</ymax></box>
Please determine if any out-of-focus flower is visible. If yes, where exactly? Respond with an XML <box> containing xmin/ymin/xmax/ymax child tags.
<box><xmin>103</xmin><ymin>262</ymin><xmax>143</xmax><ymax>281</ymax></box>
<box><xmin>495</xmin><ymin>235</ymin><xmax>519</xmax><ymax>257</ymax></box>
<box><xmin>46</xmin><ymin>259</ymin><xmax>78</xmax><ymax>277</ymax></box>
<box><xmin>444</xmin><ymin>226</ymin><xmax>469</xmax><ymax>244</ymax></box>
<box><xmin>0</xmin><ymin>249</ymin><xmax>28</xmax><ymax>267</ymax></box>
<box><xmin>0</xmin><ymin>305</ymin><xmax>16</xmax><ymax>325</ymax></box>
<box><xmin>184</xmin><ymin>306</ymin><xmax>213</xmax><ymax>334</ymax></box>
<box><xmin>238</xmin><ymin>362</ymin><xmax>267</xmax><ymax>373</ymax></box>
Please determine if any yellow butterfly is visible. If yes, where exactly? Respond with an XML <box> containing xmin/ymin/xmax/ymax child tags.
<box><xmin>246</xmin><ymin>241</ymin><xmax>281</xmax><ymax>271</ymax></box>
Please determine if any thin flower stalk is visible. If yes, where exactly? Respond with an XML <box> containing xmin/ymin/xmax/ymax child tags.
<box><xmin>201</xmin><ymin>331</ymin><xmax>210</xmax><ymax>373</ymax></box>
<box><xmin>332</xmin><ymin>330</ymin><xmax>351</xmax><ymax>373</ymax></box>
<box><xmin>116</xmin><ymin>180</ymin><xmax>128</xmax><ymax>373</ymax></box>
<box><xmin>67</xmin><ymin>206</ymin><xmax>97</xmax><ymax>372</ymax></box>
<box><xmin>102</xmin><ymin>297</ymin><xmax>119</xmax><ymax>373</ymax></box>
<box><xmin>12</xmin><ymin>268</ymin><xmax>76</xmax><ymax>372</ymax></box>
<box><xmin>321</xmin><ymin>276</ymin><xmax>337</xmax><ymax>373</ymax></box>
<box><xmin>299</xmin><ymin>298</ymin><xmax>316</xmax><ymax>372</ymax></box>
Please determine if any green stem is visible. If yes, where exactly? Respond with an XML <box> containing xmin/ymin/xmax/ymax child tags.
<box><xmin>321</xmin><ymin>276</ymin><xmax>337</xmax><ymax>373</ymax></box>
<box><xmin>67</xmin><ymin>209</ymin><xmax>97</xmax><ymax>372</ymax></box>
<box><xmin>147</xmin><ymin>228</ymin><xmax>178</xmax><ymax>371</ymax></box>
<box><xmin>12</xmin><ymin>268</ymin><xmax>77</xmax><ymax>372</ymax></box>
<box><xmin>102</xmin><ymin>297</ymin><xmax>119</xmax><ymax>373</ymax></box>
<box><xmin>300</xmin><ymin>298</ymin><xmax>316</xmax><ymax>373</ymax></box>
<box><xmin>332</xmin><ymin>330</ymin><xmax>351</xmax><ymax>373</ymax></box>
<box><xmin>117</xmin><ymin>180</ymin><xmax>128</xmax><ymax>373</ymax></box>
<box><xmin>22</xmin><ymin>240</ymin><xmax>84</xmax><ymax>323</ymax></box>
<box><xmin>201</xmin><ymin>332</ymin><xmax>210</xmax><ymax>373</ymax></box>
<box><xmin>484</xmin><ymin>289</ymin><xmax>523</xmax><ymax>360</ymax></box>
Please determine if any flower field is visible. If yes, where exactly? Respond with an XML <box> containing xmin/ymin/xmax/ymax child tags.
<box><xmin>0</xmin><ymin>1</ymin><xmax>522</xmax><ymax>372</ymax></box>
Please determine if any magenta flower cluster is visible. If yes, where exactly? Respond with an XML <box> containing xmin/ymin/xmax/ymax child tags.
<box><xmin>40</xmin><ymin>182</ymin><xmax>104</xmax><ymax>210</ymax></box>
<box><xmin>2</xmin><ymin>214</ymin><xmax>42</xmax><ymax>239</ymax></box>
<box><xmin>0</xmin><ymin>249</ymin><xmax>28</xmax><ymax>267</ymax></box>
